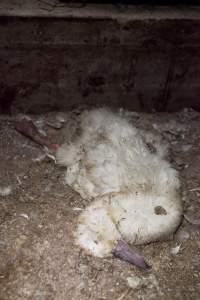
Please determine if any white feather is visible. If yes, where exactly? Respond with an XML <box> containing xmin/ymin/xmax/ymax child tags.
<box><xmin>57</xmin><ymin>108</ymin><xmax>182</xmax><ymax>257</ymax></box>
<box><xmin>0</xmin><ymin>186</ymin><xmax>12</xmax><ymax>196</ymax></box>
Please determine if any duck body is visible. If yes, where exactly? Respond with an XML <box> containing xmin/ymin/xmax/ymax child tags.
<box><xmin>57</xmin><ymin>108</ymin><xmax>182</xmax><ymax>267</ymax></box>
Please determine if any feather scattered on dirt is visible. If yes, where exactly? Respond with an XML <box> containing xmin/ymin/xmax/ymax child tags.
<box><xmin>0</xmin><ymin>186</ymin><xmax>12</xmax><ymax>196</ymax></box>
<box><xmin>170</xmin><ymin>245</ymin><xmax>182</xmax><ymax>256</ymax></box>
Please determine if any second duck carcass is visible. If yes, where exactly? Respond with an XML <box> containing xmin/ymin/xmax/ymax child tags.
<box><xmin>57</xmin><ymin>108</ymin><xmax>183</xmax><ymax>270</ymax></box>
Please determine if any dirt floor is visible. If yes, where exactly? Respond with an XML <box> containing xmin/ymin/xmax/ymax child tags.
<box><xmin>0</xmin><ymin>107</ymin><xmax>200</xmax><ymax>300</ymax></box>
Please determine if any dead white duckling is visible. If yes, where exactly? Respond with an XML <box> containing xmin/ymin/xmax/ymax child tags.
<box><xmin>57</xmin><ymin>108</ymin><xmax>183</xmax><ymax>270</ymax></box>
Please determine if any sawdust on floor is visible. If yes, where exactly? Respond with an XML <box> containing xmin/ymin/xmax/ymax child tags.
<box><xmin>0</xmin><ymin>108</ymin><xmax>200</xmax><ymax>300</ymax></box>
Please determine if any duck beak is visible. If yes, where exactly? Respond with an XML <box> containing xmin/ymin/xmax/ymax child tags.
<box><xmin>111</xmin><ymin>239</ymin><xmax>151</xmax><ymax>271</ymax></box>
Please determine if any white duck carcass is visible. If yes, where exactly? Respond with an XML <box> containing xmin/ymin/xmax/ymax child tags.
<box><xmin>57</xmin><ymin>108</ymin><xmax>183</xmax><ymax>269</ymax></box>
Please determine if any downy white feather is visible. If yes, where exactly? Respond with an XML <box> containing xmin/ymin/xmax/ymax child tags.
<box><xmin>57</xmin><ymin>108</ymin><xmax>182</xmax><ymax>258</ymax></box>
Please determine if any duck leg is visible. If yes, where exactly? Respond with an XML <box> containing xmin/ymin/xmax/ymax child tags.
<box><xmin>112</xmin><ymin>239</ymin><xmax>151</xmax><ymax>271</ymax></box>
<box><xmin>15</xmin><ymin>116</ymin><xmax>60</xmax><ymax>150</ymax></box>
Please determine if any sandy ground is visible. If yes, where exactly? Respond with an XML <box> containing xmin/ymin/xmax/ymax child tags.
<box><xmin>0</xmin><ymin>107</ymin><xmax>200</xmax><ymax>300</ymax></box>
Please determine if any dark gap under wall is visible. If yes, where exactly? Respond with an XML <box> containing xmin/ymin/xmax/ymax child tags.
<box><xmin>0</xmin><ymin>14</ymin><xmax>200</xmax><ymax>114</ymax></box>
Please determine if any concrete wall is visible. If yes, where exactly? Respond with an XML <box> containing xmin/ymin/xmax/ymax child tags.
<box><xmin>0</xmin><ymin>4</ymin><xmax>200</xmax><ymax>113</ymax></box>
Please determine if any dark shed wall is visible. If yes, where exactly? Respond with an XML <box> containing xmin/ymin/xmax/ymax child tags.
<box><xmin>0</xmin><ymin>17</ymin><xmax>200</xmax><ymax>114</ymax></box>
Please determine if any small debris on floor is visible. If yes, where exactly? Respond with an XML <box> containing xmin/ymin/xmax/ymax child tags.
<box><xmin>170</xmin><ymin>244</ymin><xmax>182</xmax><ymax>256</ymax></box>
<box><xmin>0</xmin><ymin>186</ymin><xmax>12</xmax><ymax>196</ymax></box>
<box><xmin>127</xmin><ymin>273</ymin><xmax>159</xmax><ymax>290</ymax></box>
